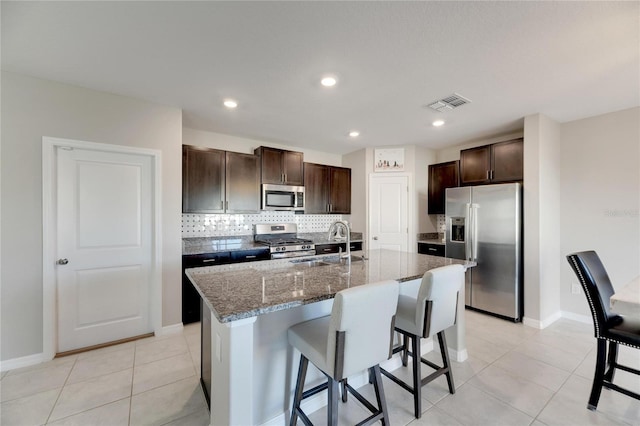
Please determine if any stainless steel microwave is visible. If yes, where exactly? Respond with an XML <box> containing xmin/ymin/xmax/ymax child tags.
<box><xmin>261</xmin><ymin>184</ymin><xmax>305</xmax><ymax>212</ymax></box>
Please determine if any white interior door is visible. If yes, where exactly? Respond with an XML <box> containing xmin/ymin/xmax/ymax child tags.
<box><xmin>369</xmin><ymin>174</ymin><xmax>409</xmax><ymax>252</ymax></box>
<box><xmin>56</xmin><ymin>146</ymin><xmax>154</xmax><ymax>352</ymax></box>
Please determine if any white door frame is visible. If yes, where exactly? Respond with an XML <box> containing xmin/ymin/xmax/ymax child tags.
<box><xmin>367</xmin><ymin>172</ymin><xmax>412</xmax><ymax>253</ymax></box>
<box><xmin>42</xmin><ymin>136</ymin><xmax>162</xmax><ymax>360</ymax></box>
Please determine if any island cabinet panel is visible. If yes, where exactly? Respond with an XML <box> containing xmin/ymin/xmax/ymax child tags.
<box><xmin>182</xmin><ymin>145</ymin><xmax>225</xmax><ymax>213</ymax></box>
<box><xmin>183</xmin><ymin>146</ymin><xmax>260</xmax><ymax>214</ymax></box>
<box><xmin>428</xmin><ymin>160</ymin><xmax>459</xmax><ymax>215</ymax></box>
<box><xmin>460</xmin><ymin>138</ymin><xmax>523</xmax><ymax>186</ymax></box>
<box><xmin>304</xmin><ymin>162</ymin><xmax>351</xmax><ymax>214</ymax></box>
<box><xmin>254</xmin><ymin>146</ymin><xmax>304</xmax><ymax>186</ymax></box>
<box><xmin>225</xmin><ymin>151</ymin><xmax>260</xmax><ymax>213</ymax></box>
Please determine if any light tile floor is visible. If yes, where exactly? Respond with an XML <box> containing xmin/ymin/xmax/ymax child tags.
<box><xmin>1</xmin><ymin>310</ymin><xmax>639</xmax><ymax>425</ymax></box>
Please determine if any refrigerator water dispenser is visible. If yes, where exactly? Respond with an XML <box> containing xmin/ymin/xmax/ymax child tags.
<box><xmin>450</xmin><ymin>217</ymin><xmax>465</xmax><ymax>242</ymax></box>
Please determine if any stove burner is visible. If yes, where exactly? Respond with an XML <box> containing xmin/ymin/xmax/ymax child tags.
<box><xmin>255</xmin><ymin>236</ymin><xmax>313</xmax><ymax>246</ymax></box>
<box><xmin>254</xmin><ymin>223</ymin><xmax>315</xmax><ymax>258</ymax></box>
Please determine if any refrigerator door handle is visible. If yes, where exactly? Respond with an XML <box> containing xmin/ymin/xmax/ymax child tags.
<box><xmin>465</xmin><ymin>203</ymin><xmax>472</xmax><ymax>261</ymax></box>
<box><xmin>472</xmin><ymin>203</ymin><xmax>479</xmax><ymax>261</ymax></box>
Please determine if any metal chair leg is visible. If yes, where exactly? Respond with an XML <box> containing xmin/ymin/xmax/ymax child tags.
<box><xmin>372</xmin><ymin>365</ymin><xmax>390</xmax><ymax>426</ymax></box>
<box><xmin>438</xmin><ymin>331</ymin><xmax>455</xmax><ymax>394</ymax></box>
<box><xmin>341</xmin><ymin>379</ymin><xmax>348</xmax><ymax>402</ymax></box>
<box><xmin>328</xmin><ymin>377</ymin><xmax>339</xmax><ymax>425</ymax></box>
<box><xmin>412</xmin><ymin>334</ymin><xmax>422</xmax><ymax>418</ymax></box>
<box><xmin>402</xmin><ymin>334</ymin><xmax>409</xmax><ymax>367</ymax></box>
<box><xmin>290</xmin><ymin>356</ymin><xmax>309</xmax><ymax>426</ymax></box>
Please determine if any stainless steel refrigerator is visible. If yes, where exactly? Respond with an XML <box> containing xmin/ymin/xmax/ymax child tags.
<box><xmin>445</xmin><ymin>183</ymin><xmax>523</xmax><ymax>321</ymax></box>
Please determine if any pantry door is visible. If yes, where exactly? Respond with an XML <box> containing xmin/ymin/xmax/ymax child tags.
<box><xmin>44</xmin><ymin>137</ymin><xmax>161</xmax><ymax>354</ymax></box>
<box><xmin>368</xmin><ymin>174</ymin><xmax>409</xmax><ymax>252</ymax></box>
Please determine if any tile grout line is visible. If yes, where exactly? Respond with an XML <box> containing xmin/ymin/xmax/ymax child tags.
<box><xmin>44</xmin><ymin>355</ymin><xmax>78</xmax><ymax>424</ymax></box>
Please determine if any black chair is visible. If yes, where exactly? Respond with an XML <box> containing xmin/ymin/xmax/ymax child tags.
<box><xmin>566</xmin><ymin>251</ymin><xmax>640</xmax><ymax>410</ymax></box>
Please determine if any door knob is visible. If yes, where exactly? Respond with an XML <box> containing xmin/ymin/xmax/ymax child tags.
<box><xmin>373</xmin><ymin>236</ymin><xmax>378</xmax><ymax>240</ymax></box>
<box><xmin>57</xmin><ymin>258</ymin><xmax>69</xmax><ymax>265</ymax></box>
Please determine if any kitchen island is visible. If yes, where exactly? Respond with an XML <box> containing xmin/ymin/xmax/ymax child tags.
<box><xmin>186</xmin><ymin>249</ymin><xmax>473</xmax><ymax>425</ymax></box>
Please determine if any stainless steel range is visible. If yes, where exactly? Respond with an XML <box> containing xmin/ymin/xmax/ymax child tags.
<box><xmin>254</xmin><ymin>223</ymin><xmax>315</xmax><ymax>259</ymax></box>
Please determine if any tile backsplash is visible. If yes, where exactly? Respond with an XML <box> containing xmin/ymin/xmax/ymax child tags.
<box><xmin>437</xmin><ymin>214</ymin><xmax>446</xmax><ymax>233</ymax></box>
<box><xmin>182</xmin><ymin>212</ymin><xmax>344</xmax><ymax>237</ymax></box>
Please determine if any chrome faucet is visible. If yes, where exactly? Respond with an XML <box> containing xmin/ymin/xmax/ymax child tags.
<box><xmin>328</xmin><ymin>220</ymin><xmax>350</xmax><ymax>263</ymax></box>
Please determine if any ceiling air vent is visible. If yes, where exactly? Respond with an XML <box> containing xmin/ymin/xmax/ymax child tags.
<box><xmin>427</xmin><ymin>93</ymin><xmax>471</xmax><ymax>112</ymax></box>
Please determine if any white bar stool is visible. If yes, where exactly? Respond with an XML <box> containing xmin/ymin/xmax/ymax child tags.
<box><xmin>287</xmin><ymin>280</ymin><xmax>400</xmax><ymax>425</ymax></box>
<box><xmin>380</xmin><ymin>264</ymin><xmax>464</xmax><ymax>418</ymax></box>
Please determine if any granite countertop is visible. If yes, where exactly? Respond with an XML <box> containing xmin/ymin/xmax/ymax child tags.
<box><xmin>183</xmin><ymin>232</ymin><xmax>364</xmax><ymax>255</ymax></box>
<box><xmin>186</xmin><ymin>249</ymin><xmax>474</xmax><ymax>323</ymax></box>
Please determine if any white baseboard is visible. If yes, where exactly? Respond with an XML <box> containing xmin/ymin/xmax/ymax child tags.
<box><xmin>160</xmin><ymin>323</ymin><xmax>184</xmax><ymax>336</ymax></box>
<box><xmin>560</xmin><ymin>311</ymin><xmax>593</xmax><ymax>325</ymax></box>
<box><xmin>0</xmin><ymin>352</ymin><xmax>50</xmax><ymax>373</ymax></box>
<box><xmin>523</xmin><ymin>310</ymin><xmax>562</xmax><ymax>329</ymax></box>
<box><xmin>523</xmin><ymin>310</ymin><xmax>592</xmax><ymax>329</ymax></box>
<box><xmin>449</xmin><ymin>348</ymin><xmax>468</xmax><ymax>362</ymax></box>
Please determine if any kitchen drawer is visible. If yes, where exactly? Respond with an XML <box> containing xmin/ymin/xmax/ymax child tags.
<box><xmin>315</xmin><ymin>244</ymin><xmax>341</xmax><ymax>255</ymax></box>
<box><xmin>315</xmin><ymin>241</ymin><xmax>362</xmax><ymax>255</ymax></box>
<box><xmin>418</xmin><ymin>242</ymin><xmax>445</xmax><ymax>257</ymax></box>
<box><xmin>230</xmin><ymin>248</ymin><xmax>270</xmax><ymax>263</ymax></box>
<box><xmin>183</xmin><ymin>252</ymin><xmax>232</xmax><ymax>268</ymax></box>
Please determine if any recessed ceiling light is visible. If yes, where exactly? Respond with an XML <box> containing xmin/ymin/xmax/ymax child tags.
<box><xmin>349</xmin><ymin>131</ymin><xmax>360</xmax><ymax>138</ymax></box>
<box><xmin>432</xmin><ymin>120</ymin><xmax>445</xmax><ymax>127</ymax></box>
<box><xmin>223</xmin><ymin>99</ymin><xmax>238</xmax><ymax>109</ymax></box>
<box><xmin>321</xmin><ymin>76</ymin><xmax>337</xmax><ymax>87</ymax></box>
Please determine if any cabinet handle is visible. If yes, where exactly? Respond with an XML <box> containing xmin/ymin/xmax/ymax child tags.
<box><xmin>487</xmin><ymin>170</ymin><xmax>490</xmax><ymax>180</ymax></box>
<box><xmin>246</xmin><ymin>255</ymin><xmax>257</xmax><ymax>259</ymax></box>
<box><xmin>225</xmin><ymin>200</ymin><xmax>229</xmax><ymax>210</ymax></box>
<box><xmin>428</xmin><ymin>248</ymin><xmax>437</xmax><ymax>252</ymax></box>
<box><xmin>203</xmin><ymin>259</ymin><xmax>217</xmax><ymax>263</ymax></box>
<box><xmin>220</xmin><ymin>200</ymin><xmax>224</xmax><ymax>209</ymax></box>
<box><xmin>323</xmin><ymin>248</ymin><xmax>333</xmax><ymax>252</ymax></box>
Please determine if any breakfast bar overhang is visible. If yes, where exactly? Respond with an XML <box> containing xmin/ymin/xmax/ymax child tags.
<box><xmin>187</xmin><ymin>249</ymin><xmax>475</xmax><ymax>425</ymax></box>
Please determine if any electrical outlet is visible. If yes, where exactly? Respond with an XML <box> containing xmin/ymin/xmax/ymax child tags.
<box><xmin>571</xmin><ymin>283</ymin><xmax>582</xmax><ymax>295</ymax></box>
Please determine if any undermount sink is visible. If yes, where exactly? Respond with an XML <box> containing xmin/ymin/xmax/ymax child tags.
<box><xmin>290</xmin><ymin>255</ymin><xmax>366</xmax><ymax>267</ymax></box>
<box><xmin>290</xmin><ymin>259</ymin><xmax>332</xmax><ymax>267</ymax></box>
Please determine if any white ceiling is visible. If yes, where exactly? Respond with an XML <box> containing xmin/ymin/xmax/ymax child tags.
<box><xmin>2</xmin><ymin>1</ymin><xmax>638</xmax><ymax>154</ymax></box>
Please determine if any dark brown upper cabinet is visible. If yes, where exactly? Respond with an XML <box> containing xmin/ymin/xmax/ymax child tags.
<box><xmin>183</xmin><ymin>145</ymin><xmax>225</xmax><ymax>213</ymax></box>
<box><xmin>182</xmin><ymin>145</ymin><xmax>259</xmax><ymax>213</ymax></box>
<box><xmin>225</xmin><ymin>151</ymin><xmax>260</xmax><ymax>213</ymax></box>
<box><xmin>428</xmin><ymin>160</ymin><xmax>459</xmax><ymax>215</ymax></box>
<box><xmin>254</xmin><ymin>146</ymin><xmax>304</xmax><ymax>186</ymax></box>
<box><xmin>459</xmin><ymin>138</ymin><xmax>523</xmax><ymax>186</ymax></box>
<box><xmin>304</xmin><ymin>163</ymin><xmax>351</xmax><ymax>214</ymax></box>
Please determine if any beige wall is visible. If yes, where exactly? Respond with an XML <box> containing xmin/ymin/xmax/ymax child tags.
<box><xmin>1</xmin><ymin>72</ymin><xmax>183</xmax><ymax>361</ymax></box>
<box><xmin>343</xmin><ymin>145</ymin><xmax>436</xmax><ymax>251</ymax></box>
<box><xmin>559</xmin><ymin>107</ymin><xmax>640</xmax><ymax>316</ymax></box>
